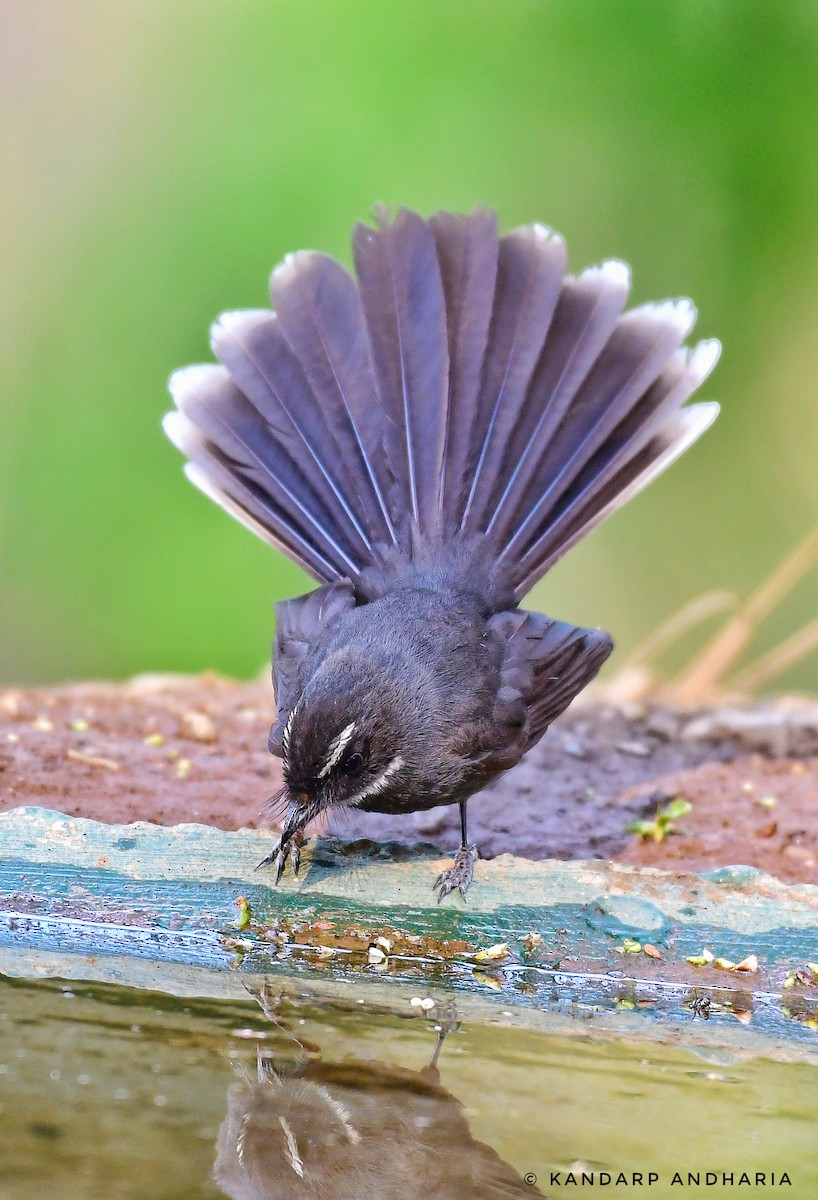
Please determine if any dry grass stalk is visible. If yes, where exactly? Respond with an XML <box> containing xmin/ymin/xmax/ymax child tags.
<box><xmin>624</xmin><ymin>590</ymin><xmax>738</xmax><ymax>670</ymax></box>
<box><xmin>729</xmin><ymin>616</ymin><xmax>818</xmax><ymax>694</ymax></box>
<box><xmin>671</xmin><ymin>521</ymin><xmax>818</xmax><ymax>702</ymax></box>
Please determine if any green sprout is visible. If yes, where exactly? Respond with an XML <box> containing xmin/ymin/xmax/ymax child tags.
<box><xmin>627</xmin><ymin>796</ymin><xmax>693</xmax><ymax>844</ymax></box>
<box><xmin>234</xmin><ymin>896</ymin><xmax>253</xmax><ymax>930</ymax></box>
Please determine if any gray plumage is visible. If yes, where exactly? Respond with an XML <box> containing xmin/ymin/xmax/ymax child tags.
<box><xmin>164</xmin><ymin>205</ymin><xmax>718</xmax><ymax>896</ymax></box>
<box><xmin>166</xmin><ymin>208</ymin><xmax>716</xmax><ymax>598</ymax></box>
<box><xmin>214</xmin><ymin>1052</ymin><xmax>543</xmax><ymax>1200</ymax></box>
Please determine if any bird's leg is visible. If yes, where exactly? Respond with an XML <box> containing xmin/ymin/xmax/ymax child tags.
<box><xmin>256</xmin><ymin>809</ymin><xmax>306</xmax><ymax>882</ymax></box>
<box><xmin>434</xmin><ymin>799</ymin><xmax>479</xmax><ymax>902</ymax></box>
<box><xmin>252</xmin><ymin>978</ymin><xmax>293</xmax><ymax>1026</ymax></box>
<box><xmin>250</xmin><ymin>981</ymin><xmax>313</xmax><ymax>1075</ymax></box>
<box><xmin>422</xmin><ymin>1001</ymin><xmax>461</xmax><ymax>1080</ymax></box>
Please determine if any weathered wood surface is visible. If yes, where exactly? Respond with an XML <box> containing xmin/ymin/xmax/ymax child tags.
<box><xmin>1</xmin><ymin>806</ymin><xmax>817</xmax><ymax>1058</ymax></box>
<box><xmin>4</xmin><ymin>677</ymin><xmax>818</xmax><ymax>880</ymax></box>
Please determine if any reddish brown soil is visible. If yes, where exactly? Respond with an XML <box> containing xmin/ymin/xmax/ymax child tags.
<box><xmin>616</xmin><ymin>754</ymin><xmax>818</xmax><ymax>884</ymax></box>
<box><xmin>1</xmin><ymin>675</ymin><xmax>818</xmax><ymax>885</ymax></box>
<box><xmin>0</xmin><ymin>675</ymin><xmax>277</xmax><ymax>830</ymax></box>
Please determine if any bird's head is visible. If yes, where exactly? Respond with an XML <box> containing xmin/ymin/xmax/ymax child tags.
<box><xmin>272</xmin><ymin>650</ymin><xmax>421</xmax><ymax>824</ymax></box>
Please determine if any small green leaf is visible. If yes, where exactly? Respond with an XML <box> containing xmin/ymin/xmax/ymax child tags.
<box><xmin>664</xmin><ymin>798</ymin><xmax>693</xmax><ymax>821</ymax></box>
<box><xmin>234</xmin><ymin>896</ymin><xmax>252</xmax><ymax>930</ymax></box>
<box><xmin>625</xmin><ymin>820</ymin><xmax>656</xmax><ymax>837</ymax></box>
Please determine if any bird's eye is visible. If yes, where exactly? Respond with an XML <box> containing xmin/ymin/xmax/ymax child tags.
<box><xmin>340</xmin><ymin>752</ymin><xmax>364</xmax><ymax>777</ymax></box>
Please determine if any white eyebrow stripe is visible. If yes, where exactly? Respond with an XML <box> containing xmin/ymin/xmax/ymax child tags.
<box><xmin>348</xmin><ymin>754</ymin><xmax>404</xmax><ymax>806</ymax></box>
<box><xmin>235</xmin><ymin>1111</ymin><xmax>249</xmax><ymax>1168</ymax></box>
<box><xmin>281</xmin><ymin>703</ymin><xmax>299</xmax><ymax>764</ymax></box>
<box><xmin>318</xmin><ymin>722</ymin><xmax>357</xmax><ymax>777</ymax></box>
<box><xmin>315</xmin><ymin>1084</ymin><xmax>361</xmax><ymax>1145</ymax></box>
<box><xmin>278</xmin><ymin>1115</ymin><xmax>304</xmax><ymax>1178</ymax></box>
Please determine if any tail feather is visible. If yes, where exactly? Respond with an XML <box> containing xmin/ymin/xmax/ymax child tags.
<box><xmin>460</xmin><ymin>224</ymin><xmax>567</xmax><ymax>532</ymax></box>
<box><xmin>429</xmin><ymin>209</ymin><xmax>499</xmax><ymax>524</ymax></box>
<box><xmin>514</xmin><ymin>401</ymin><xmax>720</xmax><ymax>596</ymax></box>
<box><xmin>352</xmin><ymin>206</ymin><xmax>449</xmax><ymax>534</ymax></box>
<box><xmin>483</xmin><ymin>260</ymin><xmax>631</xmax><ymax>541</ymax></box>
<box><xmin>164</xmin><ymin>366</ymin><xmax>362</xmax><ymax>578</ymax></box>
<box><xmin>523</xmin><ymin>340</ymin><xmax>720</xmax><ymax>565</ymax></box>
<box><xmin>269</xmin><ymin>250</ymin><xmax>397</xmax><ymax>545</ymax></box>
<box><xmin>184</xmin><ymin>462</ymin><xmax>343</xmax><ymax>581</ymax></box>
<box><xmin>501</xmin><ymin>298</ymin><xmax>701</xmax><ymax>558</ymax></box>
<box><xmin>209</xmin><ymin>310</ymin><xmax>373</xmax><ymax>557</ymax></box>
<box><xmin>164</xmin><ymin>206</ymin><xmax>719</xmax><ymax>601</ymax></box>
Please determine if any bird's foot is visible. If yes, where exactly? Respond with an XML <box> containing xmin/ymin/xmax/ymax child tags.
<box><xmin>250</xmin><ymin>979</ymin><xmax>291</xmax><ymax>1025</ymax></box>
<box><xmin>435</xmin><ymin>844</ymin><xmax>479</xmax><ymax>903</ymax></box>
<box><xmin>431</xmin><ymin>999</ymin><xmax>461</xmax><ymax>1038</ymax></box>
<box><xmin>256</xmin><ymin>828</ymin><xmax>304</xmax><ymax>882</ymax></box>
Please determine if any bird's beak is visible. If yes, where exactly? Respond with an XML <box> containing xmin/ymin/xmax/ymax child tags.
<box><xmin>277</xmin><ymin>784</ymin><xmax>324</xmax><ymax>828</ymax></box>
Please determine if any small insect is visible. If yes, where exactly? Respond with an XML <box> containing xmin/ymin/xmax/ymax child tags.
<box><xmin>691</xmin><ymin>994</ymin><xmax>712</xmax><ymax>1019</ymax></box>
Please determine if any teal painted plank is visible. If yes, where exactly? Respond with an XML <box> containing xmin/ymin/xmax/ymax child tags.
<box><xmin>1</xmin><ymin>807</ymin><xmax>817</xmax><ymax>1058</ymax></box>
<box><xmin>5</xmin><ymin>805</ymin><xmax>818</xmax><ymax>923</ymax></box>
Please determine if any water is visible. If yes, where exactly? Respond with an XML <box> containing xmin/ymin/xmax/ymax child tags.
<box><xmin>0</xmin><ymin>973</ymin><xmax>816</xmax><ymax>1199</ymax></box>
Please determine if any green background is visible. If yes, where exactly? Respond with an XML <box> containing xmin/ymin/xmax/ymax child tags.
<box><xmin>3</xmin><ymin>0</ymin><xmax>818</xmax><ymax>688</ymax></box>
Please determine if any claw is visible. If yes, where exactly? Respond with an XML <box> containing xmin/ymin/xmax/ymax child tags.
<box><xmin>256</xmin><ymin>829</ymin><xmax>304</xmax><ymax>882</ymax></box>
<box><xmin>434</xmin><ymin>845</ymin><xmax>479</xmax><ymax>903</ymax></box>
<box><xmin>274</xmin><ymin>842</ymin><xmax>288</xmax><ymax>884</ymax></box>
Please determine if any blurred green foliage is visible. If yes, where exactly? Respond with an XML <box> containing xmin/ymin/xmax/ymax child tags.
<box><xmin>2</xmin><ymin>0</ymin><xmax>818</xmax><ymax>687</ymax></box>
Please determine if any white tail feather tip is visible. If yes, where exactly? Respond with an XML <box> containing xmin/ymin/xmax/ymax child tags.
<box><xmin>161</xmin><ymin>410</ymin><xmax>187</xmax><ymax>448</ymax></box>
<box><xmin>688</xmin><ymin>339</ymin><xmax>722</xmax><ymax>382</ymax></box>
<box><xmin>271</xmin><ymin>249</ymin><xmax>319</xmax><ymax>285</ymax></box>
<box><xmin>682</xmin><ymin>400</ymin><xmax>720</xmax><ymax>436</ymax></box>
<box><xmin>168</xmin><ymin>363</ymin><xmax>224</xmax><ymax>402</ymax></box>
<box><xmin>532</xmin><ymin>222</ymin><xmax>564</xmax><ymax>246</ymax></box>
<box><xmin>210</xmin><ymin>308</ymin><xmax>273</xmax><ymax>354</ymax></box>
<box><xmin>597</xmin><ymin>259</ymin><xmax>632</xmax><ymax>289</ymax></box>
<box><xmin>665</xmin><ymin>297</ymin><xmax>697</xmax><ymax>336</ymax></box>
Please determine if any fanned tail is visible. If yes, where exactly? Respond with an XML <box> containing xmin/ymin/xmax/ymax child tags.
<box><xmin>164</xmin><ymin>206</ymin><xmax>718</xmax><ymax>601</ymax></box>
<box><xmin>428</xmin><ymin>209</ymin><xmax>499</xmax><ymax>521</ymax></box>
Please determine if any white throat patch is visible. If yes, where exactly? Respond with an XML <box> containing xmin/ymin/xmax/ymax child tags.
<box><xmin>348</xmin><ymin>753</ymin><xmax>404</xmax><ymax>806</ymax></box>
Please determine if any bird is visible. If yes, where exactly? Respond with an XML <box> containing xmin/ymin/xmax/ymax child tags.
<box><xmin>213</xmin><ymin>988</ymin><xmax>543</xmax><ymax>1199</ymax></box>
<box><xmin>164</xmin><ymin>205</ymin><xmax>719</xmax><ymax>901</ymax></box>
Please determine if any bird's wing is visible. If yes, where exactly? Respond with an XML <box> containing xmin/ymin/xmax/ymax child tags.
<box><xmin>268</xmin><ymin>579</ymin><xmax>358</xmax><ymax>756</ymax></box>
<box><xmin>486</xmin><ymin>610</ymin><xmax>613</xmax><ymax>759</ymax></box>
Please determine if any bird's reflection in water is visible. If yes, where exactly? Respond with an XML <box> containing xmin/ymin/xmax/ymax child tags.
<box><xmin>213</xmin><ymin>985</ymin><xmax>543</xmax><ymax>1199</ymax></box>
